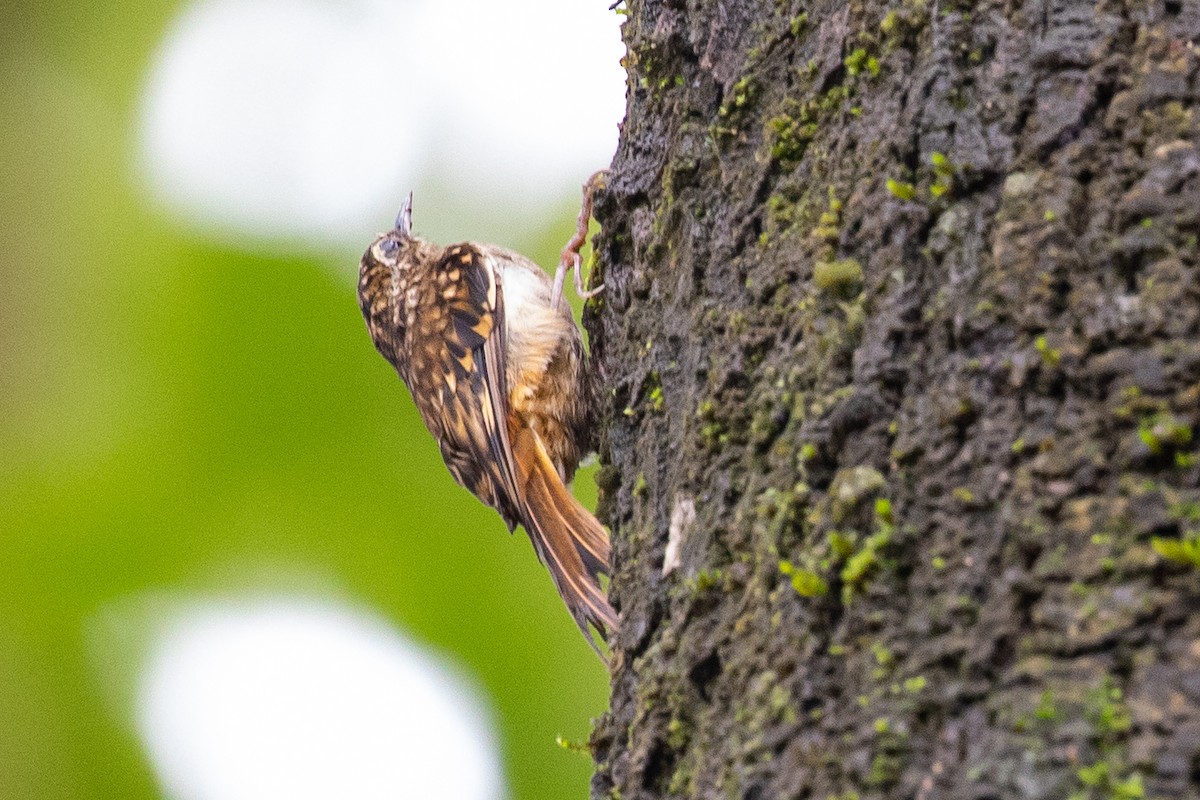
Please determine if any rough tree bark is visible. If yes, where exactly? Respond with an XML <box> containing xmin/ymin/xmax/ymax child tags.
<box><xmin>584</xmin><ymin>1</ymin><xmax>1200</xmax><ymax>798</ymax></box>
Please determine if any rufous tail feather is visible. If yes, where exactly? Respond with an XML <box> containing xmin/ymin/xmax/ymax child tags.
<box><xmin>511</xmin><ymin>425</ymin><xmax>617</xmax><ymax>650</ymax></box>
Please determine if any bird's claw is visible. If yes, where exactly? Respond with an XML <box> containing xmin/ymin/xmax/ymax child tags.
<box><xmin>554</xmin><ymin>170</ymin><xmax>609</xmax><ymax>311</ymax></box>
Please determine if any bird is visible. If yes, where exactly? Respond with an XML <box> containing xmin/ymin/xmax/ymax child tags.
<box><xmin>356</xmin><ymin>174</ymin><xmax>617</xmax><ymax>651</ymax></box>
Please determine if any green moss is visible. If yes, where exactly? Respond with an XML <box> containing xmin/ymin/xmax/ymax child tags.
<box><xmin>1035</xmin><ymin>689</ymin><xmax>1058</xmax><ymax>720</ymax></box>
<box><xmin>643</xmin><ymin>370</ymin><xmax>664</xmax><ymax>413</ymax></box>
<box><xmin>766</xmin><ymin>192</ymin><xmax>803</xmax><ymax>233</ymax></box>
<box><xmin>1062</xmin><ymin>677</ymin><xmax>1144</xmax><ymax>799</ymax></box>
<box><xmin>765</xmin><ymin>95</ymin><xmax>839</xmax><ymax>168</ymax></box>
<box><xmin>648</xmin><ymin>384</ymin><xmax>664</xmax><ymax>412</ymax></box>
<box><xmin>928</xmin><ymin>151</ymin><xmax>954</xmax><ymax>198</ymax></box>
<box><xmin>903</xmin><ymin>676</ymin><xmax>927</xmax><ymax>694</ymax></box>
<box><xmin>1088</xmin><ymin>679</ymin><xmax>1131</xmax><ymax>737</ymax></box>
<box><xmin>667</xmin><ymin>764</ymin><xmax>692</xmax><ymax>795</ymax></box>
<box><xmin>764</xmin><ymin>82</ymin><xmax>858</xmax><ymax>169</ymax></box>
<box><xmin>812</xmin><ymin>214</ymin><xmax>840</xmax><ymax>241</ymax></box>
<box><xmin>666</xmin><ymin>716</ymin><xmax>688</xmax><ymax>748</ymax></box>
<box><xmin>807</xmin><ymin>187</ymin><xmax>845</xmax><ymax>245</ymax></box>
<box><xmin>750</xmin><ymin>411</ymin><xmax>777</xmax><ymax>446</ymax></box>
<box><xmin>1035</xmin><ymin>334</ymin><xmax>1062</xmax><ymax>366</ymax></box>
<box><xmin>886</xmin><ymin>178</ymin><xmax>916</xmax><ymax>200</ymax></box>
<box><xmin>633</xmin><ymin>472</ymin><xmax>648</xmax><ymax>498</ymax></box>
<box><xmin>719</xmin><ymin>76</ymin><xmax>758</xmax><ymax>117</ymax></box>
<box><xmin>844</xmin><ymin>48</ymin><xmax>880</xmax><ymax>78</ymax></box>
<box><xmin>1074</xmin><ymin>763</ymin><xmax>1144</xmax><ymax>799</ymax></box>
<box><xmin>866</xmin><ymin>746</ymin><xmax>907</xmax><ymax>788</ymax></box>
<box><xmin>731</xmin><ymin>78</ymin><xmax>754</xmax><ymax>107</ymax></box>
<box><xmin>874</xmin><ymin>498</ymin><xmax>893</xmax><ymax>523</ymax></box>
<box><xmin>1168</xmin><ymin>500</ymin><xmax>1200</xmax><ymax>522</ymax></box>
<box><xmin>756</xmin><ymin>485</ymin><xmax>803</xmax><ymax>526</ymax></box>
<box><xmin>1137</xmin><ymin>412</ymin><xmax>1192</xmax><ymax>454</ymax></box>
<box><xmin>841</xmin><ymin>526</ymin><xmax>893</xmax><ymax>600</ymax></box>
<box><xmin>879</xmin><ymin>0</ymin><xmax>927</xmax><ymax>50</ymax></box>
<box><xmin>1150</xmin><ymin>534</ymin><xmax>1200</xmax><ymax>568</ymax></box>
<box><xmin>828</xmin><ymin>530</ymin><xmax>856</xmax><ymax>559</ymax></box>
<box><xmin>779</xmin><ymin>560</ymin><xmax>828</xmax><ymax>597</ymax></box>
<box><xmin>813</xmin><ymin>258</ymin><xmax>863</xmax><ymax>292</ymax></box>
<box><xmin>554</xmin><ymin>734</ymin><xmax>590</xmax><ymax>754</ymax></box>
<box><xmin>841</xmin><ymin>539</ymin><xmax>879</xmax><ymax>585</ymax></box>
<box><xmin>700</xmin><ymin>421</ymin><xmax>724</xmax><ymax>447</ymax></box>
<box><xmin>689</xmin><ymin>568</ymin><xmax>725</xmax><ymax>593</ymax></box>
<box><xmin>767</xmin><ymin>114</ymin><xmax>815</xmax><ymax>164</ymax></box>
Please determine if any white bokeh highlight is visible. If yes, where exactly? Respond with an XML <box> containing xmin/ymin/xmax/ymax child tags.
<box><xmin>135</xmin><ymin>598</ymin><xmax>504</xmax><ymax>800</ymax></box>
<box><xmin>137</xmin><ymin>0</ymin><xmax>626</xmax><ymax>248</ymax></box>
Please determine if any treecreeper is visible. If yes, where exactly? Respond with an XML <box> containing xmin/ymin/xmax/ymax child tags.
<box><xmin>356</xmin><ymin>172</ymin><xmax>617</xmax><ymax>654</ymax></box>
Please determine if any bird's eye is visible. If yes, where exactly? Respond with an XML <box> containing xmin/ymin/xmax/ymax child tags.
<box><xmin>377</xmin><ymin>238</ymin><xmax>400</xmax><ymax>259</ymax></box>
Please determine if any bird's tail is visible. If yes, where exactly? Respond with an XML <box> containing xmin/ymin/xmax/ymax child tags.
<box><xmin>510</xmin><ymin>425</ymin><xmax>617</xmax><ymax>650</ymax></box>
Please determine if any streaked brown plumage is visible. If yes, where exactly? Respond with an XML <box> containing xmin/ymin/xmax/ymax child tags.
<box><xmin>357</xmin><ymin>185</ymin><xmax>616</xmax><ymax>650</ymax></box>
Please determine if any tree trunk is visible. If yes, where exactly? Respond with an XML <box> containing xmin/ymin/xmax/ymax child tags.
<box><xmin>585</xmin><ymin>1</ymin><xmax>1200</xmax><ymax>798</ymax></box>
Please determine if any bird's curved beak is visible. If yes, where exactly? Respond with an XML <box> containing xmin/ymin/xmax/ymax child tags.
<box><xmin>394</xmin><ymin>192</ymin><xmax>414</xmax><ymax>239</ymax></box>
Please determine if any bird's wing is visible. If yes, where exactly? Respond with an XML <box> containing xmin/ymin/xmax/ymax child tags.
<box><xmin>407</xmin><ymin>242</ymin><xmax>525</xmax><ymax>529</ymax></box>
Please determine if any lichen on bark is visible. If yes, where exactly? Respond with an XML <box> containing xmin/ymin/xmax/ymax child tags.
<box><xmin>586</xmin><ymin>1</ymin><xmax>1200</xmax><ymax>798</ymax></box>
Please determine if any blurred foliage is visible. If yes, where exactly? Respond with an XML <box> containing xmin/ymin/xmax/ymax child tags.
<box><xmin>0</xmin><ymin>3</ymin><xmax>608</xmax><ymax>799</ymax></box>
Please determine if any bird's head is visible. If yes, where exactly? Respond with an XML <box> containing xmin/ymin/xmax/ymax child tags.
<box><xmin>357</xmin><ymin>193</ymin><xmax>427</xmax><ymax>355</ymax></box>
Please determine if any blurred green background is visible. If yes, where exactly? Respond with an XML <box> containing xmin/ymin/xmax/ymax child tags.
<box><xmin>0</xmin><ymin>2</ymin><xmax>611</xmax><ymax>798</ymax></box>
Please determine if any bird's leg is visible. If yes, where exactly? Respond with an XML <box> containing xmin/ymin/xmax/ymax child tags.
<box><xmin>553</xmin><ymin>170</ymin><xmax>608</xmax><ymax>310</ymax></box>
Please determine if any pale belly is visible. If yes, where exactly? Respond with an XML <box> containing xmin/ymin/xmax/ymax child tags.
<box><xmin>500</xmin><ymin>261</ymin><xmax>588</xmax><ymax>481</ymax></box>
